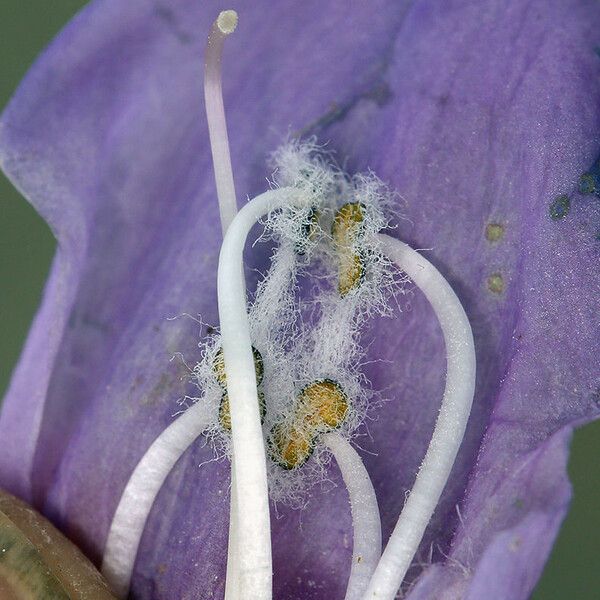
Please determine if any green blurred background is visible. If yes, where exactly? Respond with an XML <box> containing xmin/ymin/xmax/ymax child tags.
<box><xmin>0</xmin><ymin>3</ymin><xmax>598</xmax><ymax>598</ymax></box>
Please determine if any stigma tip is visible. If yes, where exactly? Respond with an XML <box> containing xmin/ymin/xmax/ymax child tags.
<box><xmin>217</xmin><ymin>10</ymin><xmax>238</xmax><ymax>35</ymax></box>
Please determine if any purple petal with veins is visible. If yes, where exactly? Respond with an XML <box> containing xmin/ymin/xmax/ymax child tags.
<box><xmin>1</xmin><ymin>1</ymin><xmax>599</xmax><ymax>599</ymax></box>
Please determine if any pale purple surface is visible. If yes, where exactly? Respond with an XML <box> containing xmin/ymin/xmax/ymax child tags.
<box><xmin>1</xmin><ymin>1</ymin><xmax>599</xmax><ymax>599</ymax></box>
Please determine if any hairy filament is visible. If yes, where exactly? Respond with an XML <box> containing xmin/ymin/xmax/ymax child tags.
<box><xmin>248</xmin><ymin>242</ymin><xmax>298</xmax><ymax>343</ymax></box>
<box><xmin>322</xmin><ymin>433</ymin><xmax>381</xmax><ymax>600</ymax></box>
<box><xmin>101</xmin><ymin>400</ymin><xmax>212</xmax><ymax>598</ymax></box>
<box><xmin>204</xmin><ymin>10</ymin><xmax>238</xmax><ymax>234</ymax></box>
<box><xmin>363</xmin><ymin>234</ymin><xmax>476</xmax><ymax>600</ymax></box>
<box><xmin>218</xmin><ymin>186</ymin><xmax>307</xmax><ymax>600</ymax></box>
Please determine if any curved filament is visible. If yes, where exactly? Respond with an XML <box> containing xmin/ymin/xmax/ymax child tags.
<box><xmin>101</xmin><ymin>400</ymin><xmax>212</xmax><ymax>598</ymax></box>
<box><xmin>217</xmin><ymin>186</ymin><xmax>308</xmax><ymax>600</ymax></box>
<box><xmin>322</xmin><ymin>432</ymin><xmax>381</xmax><ymax>600</ymax></box>
<box><xmin>362</xmin><ymin>233</ymin><xmax>476</xmax><ymax>600</ymax></box>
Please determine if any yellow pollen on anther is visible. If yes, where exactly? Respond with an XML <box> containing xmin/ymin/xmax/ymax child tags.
<box><xmin>269</xmin><ymin>379</ymin><xmax>349</xmax><ymax>469</ymax></box>
<box><xmin>298</xmin><ymin>379</ymin><xmax>348</xmax><ymax>430</ymax></box>
<box><xmin>269</xmin><ymin>422</ymin><xmax>315</xmax><ymax>470</ymax></box>
<box><xmin>332</xmin><ymin>203</ymin><xmax>366</xmax><ymax>296</ymax></box>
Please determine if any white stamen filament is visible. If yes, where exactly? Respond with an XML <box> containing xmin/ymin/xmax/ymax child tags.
<box><xmin>322</xmin><ymin>433</ymin><xmax>382</xmax><ymax>600</ymax></box>
<box><xmin>204</xmin><ymin>10</ymin><xmax>239</xmax><ymax>234</ymax></box>
<box><xmin>101</xmin><ymin>399</ymin><xmax>212</xmax><ymax>598</ymax></box>
<box><xmin>218</xmin><ymin>186</ymin><xmax>307</xmax><ymax>600</ymax></box>
<box><xmin>362</xmin><ymin>234</ymin><xmax>476</xmax><ymax>600</ymax></box>
<box><xmin>224</xmin><ymin>465</ymin><xmax>241</xmax><ymax>600</ymax></box>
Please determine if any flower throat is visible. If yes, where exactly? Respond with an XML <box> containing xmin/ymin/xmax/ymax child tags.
<box><xmin>100</xmin><ymin>10</ymin><xmax>476</xmax><ymax>600</ymax></box>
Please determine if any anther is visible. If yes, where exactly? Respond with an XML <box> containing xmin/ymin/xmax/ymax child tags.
<box><xmin>269</xmin><ymin>379</ymin><xmax>348</xmax><ymax>470</ymax></box>
<box><xmin>295</xmin><ymin>207</ymin><xmax>320</xmax><ymax>255</ymax></box>
<box><xmin>297</xmin><ymin>379</ymin><xmax>348</xmax><ymax>430</ymax></box>
<box><xmin>269</xmin><ymin>422</ymin><xmax>315</xmax><ymax>470</ymax></box>
<box><xmin>332</xmin><ymin>203</ymin><xmax>366</xmax><ymax>296</ymax></box>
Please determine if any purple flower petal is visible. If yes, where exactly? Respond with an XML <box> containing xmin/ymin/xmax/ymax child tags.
<box><xmin>1</xmin><ymin>1</ymin><xmax>599</xmax><ymax>599</ymax></box>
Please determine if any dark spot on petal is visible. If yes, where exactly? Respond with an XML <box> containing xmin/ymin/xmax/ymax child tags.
<box><xmin>578</xmin><ymin>151</ymin><xmax>600</xmax><ymax>197</ymax></box>
<box><xmin>592</xmin><ymin>386</ymin><xmax>600</xmax><ymax>408</ymax></box>
<box><xmin>155</xmin><ymin>4</ymin><xmax>192</xmax><ymax>44</ymax></box>
<box><xmin>305</xmin><ymin>102</ymin><xmax>348</xmax><ymax>133</ymax></box>
<box><xmin>295</xmin><ymin>72</ymin><xmax>393</xmax><ymax>137</ymax></box>
<box><xmin>364</xmin><ymin>82</ymin><xmax>393</xmax><ymax>107</ymax></box>
<box><xmin>549</xmin><ymin>194</ymin><xmax>570</xmax><ymax>220</ymax></box>
<box><xmin>594</xmin><ymin>46</ymin><xmax>600</xmax><ymax>59</ymax></box>
<box><xmin>509</xmin><ymin>536</ymin><xmax>522</xmax><ymax>552</ymax></box>
<box><xmin>487</xmin><ymin>273</ymin><xmax>504</xmax><ymax>294</ymax></box>
<box><xmin>141</xmin><ymin>373</ymin><xmax>171</xmax><ymax>407</ymax></box>
<box><xmin>578</xmin><ymin>173</ymin><xmax>597</xmax><ymax>195</ymax></box>
<box><xmin>68</xmin><ymin>310</ymin><xmax>109</xmax><ymax>332</ymax></box>
<box><xmin>485</xmin><ymin>222</ymin><xmax>505</xmax><ymax>242</ymax></box>
<box><xmin>82</xmin><ymin>314</ymin><xmax>109</xmax><ymax>332</ymax></box>
<box><xmin>130</xmin><ymin>374</ymin><xmax>146</xmax><ymax>392</ymax></box>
